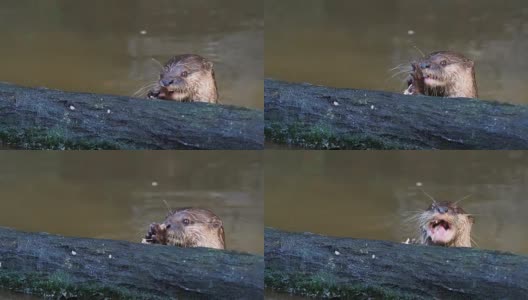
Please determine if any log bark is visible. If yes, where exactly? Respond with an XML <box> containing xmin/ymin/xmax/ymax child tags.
<box><xmin>265</xmin><ymin>228</ymin><xmax>528</xmax><ymax>299</ymax></box>
<box><xmin>0</xmin><ymin>227</ymin><xmax>263</xmax><ymax>299</ymax></box>
<box><xmin>264</xmin><ymin>79</ymin><xmax>528</xmax><ymax>149</ymax></box>
<box><xmin>0</xmin><ymin>82</ymin><xmax>263</xmax><ymax>150</ymax></box>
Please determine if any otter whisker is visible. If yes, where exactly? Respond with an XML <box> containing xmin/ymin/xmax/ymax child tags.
<box><xmin>150</xmin><ymin>57</ymin><xmax>164</xmax><ymax>70</ymax></box>
<box><xmin>162</xmin><ymin>200</ymin><xmax>172</xmax><ymax>214</ymax></box>
<box><xmin>133</xmin><ymin>83</ymin><xmax>157</xmax><ymax>97</ymax></box>
<box><xmin>387</xmin><ymin>64</ymin><xmax>408</xmax><ymax>72</ymax></box>
<box><xmin>389</xmin><ymin>69</ymin><xmax>413</xmax><ymax>79</ymax></box>
<box><xmin>134</xmin><ymin>83</ymin><xmax>158</xmax><ymax>95</ymax></box>
<box><xmin>133</xmin><ymin>82</ymin><xmax>159</xmax><ymax>97</ymax></box>
<box><xmin>402</xmin><ymin>213</ymin><xmax>423</xmax><ymax>224</ymax></box>
<box><xmin>454</xmin><ymin>194</ymin><xmax>472</xmax><ymax>205</ymax></box>
<box><xmin>417</xmin><ymin>188</ymin><xmax>437</xmax><ymax>204</ymax></box>
<box><xmin>470</xmin><ymin>236</ymin><xmax>479</xmax><ymax>247</ymax></box>
<box><xmin>411</xmin><ymin>45</ymin><xmax>425</xmax><ymax>58</ymax></box>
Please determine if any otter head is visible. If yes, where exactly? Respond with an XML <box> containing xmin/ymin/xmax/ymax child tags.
<box><xmin>411</xmin><ymin>51</ymin><xmax>477</xmax><ymax>98</ymax></box>
<box><xmin>418</xmin><ymin>201</ymin><xmax>474</xmax><ymax>247</ymax></box>
<box><xmin>162</xmin><ymin>207</ymin><xmax>225</xmax><ymax>250</ymax></box>
<box><xmin>158</xmin><ymin>54</ymin><xmax>218</xmax><ymax>103</ymax></box>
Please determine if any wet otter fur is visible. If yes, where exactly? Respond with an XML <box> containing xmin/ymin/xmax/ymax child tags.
<box><xmin>142</xmin><ymin>207</ymin><xmax>225</xmax><ymax>250</ymax></box>
<box><xmin>404</xmin><ymin>51</ymin><xmax>478</xmax><ymax>98</ymax></box>
<box><xmin>415</xmin><ymin>201</ymin><xmax>474</xmax><ymax>247</ymax></box>
<box><xmin>147</xmin><ymin>54</ymin><xmax>219</xmax><ymax>103</ymax></box>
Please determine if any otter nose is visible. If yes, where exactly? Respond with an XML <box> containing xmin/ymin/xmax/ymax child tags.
<box><xmin>436</xmin><ymin>206</ymin><xmax>448</xmax><ymax>214</ymax></box>
<box><xmin>419</xmin><ymin>62</ymin><xmax>430</xmax><ymax>69</ymax></box>
<box><xmin>160</xmin><ymin>78</ymin><xmax>174</xmax><ymax>87</ymax></box>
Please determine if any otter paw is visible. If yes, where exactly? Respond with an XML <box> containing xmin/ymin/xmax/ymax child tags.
<box><xmin>147</xmin><ymin>90</ymin><xmax>161</xmax><ymax>99</ymax></box>
<box><xmin>144</xmin><ymin>223</ymin><xmax>168</xmax><ymax>245</ymax></box>
<box><xmin>403</xmin><ymin>84</ymin><xmax>414</xmax><ymax>95</ymax></box>
<box><xmin>144</xmin><ymin>223</ymin><xmax>160</xmax><ymax>243</ymax></box>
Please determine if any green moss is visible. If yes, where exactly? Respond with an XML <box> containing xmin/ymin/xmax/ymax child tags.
<box><xmin>265</xmin><ymin>271</ymin><xmax>413</xmax><ymax>299</ymax></box>
<box><xmin>265</xmin><ymin>122</ymin><xmax>416</xmax><ymax>150</ymax></box>
<box><xmin>0</xmin><ymin>271</ymin><xmax>167</xmax><ymax>300</ymax></box>
<box><xmin>0</xmin><ymin>128</ymin><xmax>122</xmax><ymax>150</ymax></box>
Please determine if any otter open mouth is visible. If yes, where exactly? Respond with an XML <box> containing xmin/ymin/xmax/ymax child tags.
<box><xmin>427</xmin><ymin>218</ymin><xmax>455</xmax><ymax>245</ymax></box>
<box><xmin>423</xmin><ymin>74</ymin><xmax>443</xmax><ymax>87</ymax></box>
<box><xmin>431</xmin><ymin>219</ymin><xmax>450</xmax><ymax>231</ymax></box>
<box><xmin>159</xmin><ymin>87</ymin><xmax>189</xmax><ymax>101</ymax></box>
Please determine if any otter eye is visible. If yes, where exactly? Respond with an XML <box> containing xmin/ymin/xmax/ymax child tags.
<box><xmin>180</xmin><ymin>71</ymin><xmax>188</xmax><ymax>77</ymax></box>
<box><xmin>165</xmin><ymin>224</ymin><xmax>171</xmax><ymax>229</ymax></box>
<box><xmin>182</xmin><ymin>219</ymin><xmax>190</xmax><ymax>225</ymax></box>
<box><xmin>440</xmin><ymin>60</ymin><xmax>447</xmax><ymax>66</ymax></box>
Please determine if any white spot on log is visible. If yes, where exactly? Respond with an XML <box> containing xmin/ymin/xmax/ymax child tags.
<box><xmin>334</xmin><ymin>251</ymin><xmax>340</xmax><ymax>255</ymax></box>
<box><xmin>107</xmin><ymin>109</ymin><xmax>111</xmax><ymax>114</ymax></box>
<box><xmin>372</xmin><ymin>254</ymin><xmax>376</xmax><ymax>259</ymax></box>
<box><xmin>71</xmin><ymin>251</ymin><xmax>77</xmax><ymax>256</ymax></box>
<box><xmin>109</xmin><ymin>254</ymin><xmax>113</xmax><ymax>259</ymax></box>
<box><xmin>333</xmin><ymin>101</ymin><xmax>339</xmax><ymax>106</ymax></box>
<box><xmin>370</xmin><ymin>105</ymin><xmax>375</xmax><ymax>110</ymax></box>
<box><xmin>69</xmin><ymin>105</ymin><xmax>75</xmax><ymax>111</ymax></box>
<box><xmin>416</xmin><ymin>182</ymin><xmax>423</xmax><ymax>187</ymax></box>
<box><xmin>151</xmin><ymin>181</ymin><xmax>158</xmax><ymax>187</ymax></box>
<box><xmin>408</xmin><ymin>30</ymin><xmax>415</xmax><ymax>35</ymax></box>
<box><xmin>0</xmin><ymin>262</ymin><xmax>2</xmax><ymax>268</ymax></box>
<box><xmin>140</xmin><ymin>30</ymin><xmax>147</xmax><ymax>35</ymax></box>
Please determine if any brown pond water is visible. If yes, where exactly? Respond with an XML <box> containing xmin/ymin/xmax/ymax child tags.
<box><xmin>0</xmin><ymin>0</ymin><xmax>263</xmax><ymax>109</ymax></box>
<box><xmin>266</xmin><ymin>0</ymin><xmax>528</xmax><ymax>105</ymax></box>
<box><xmin>265</xmin><ymin>151</ymin><xmax>528</xmax><ymax>298</ymax></box>
<box><xmin>0</xmin><ymin>151</ymin><xmax>263</xmax><ymax>298</ymax></box>
<box><xmin>266</xmin><ymin>151</ymin><xmax>528</xmax><ymax>253</ymax></box>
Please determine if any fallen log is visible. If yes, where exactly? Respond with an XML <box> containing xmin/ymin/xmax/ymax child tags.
<box><xmin>0</xmin><ymin>227</ymin><xmax>263</xmax><ymax>299</ymax></box>
<box><xmin>0</xmin><ymin>82</ymin><xmax>263</xmax><ymax>150</ymax></box>
<box><xmin>265</xmin><ymin>228</ymin><xmax>528</xmax><ymax>299</ymax></box>
<box><xmin>264</xmin><ymin>79</ymin><xmax>528</xmax><ymax>149</ymax></box>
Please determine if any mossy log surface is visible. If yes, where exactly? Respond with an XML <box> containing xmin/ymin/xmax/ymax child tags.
<box><xmin>0</xmin><ymin>227</ymin><xmax>263</xmax><ymax>299</ymax></box>
<box><xmin>265</xmin><ymin>228</ymin><xmax>528</xmax><ymax>299</ymax></box>
<box><xmin>264</xmin><ymin>79</ymin><xmax>528</xmax><ymax>149</ymax></box>
<box><xmin>0</xmin><ymin>82</ymin><xmax>263</xmax><ymax>150</ymax></box>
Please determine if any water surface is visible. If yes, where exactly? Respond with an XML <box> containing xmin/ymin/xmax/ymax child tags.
<box><xmin>0</xmin><ymin>152</ymin><xmax>262</xmax><ymax>299</ymax></box>
<box><xmin>266</xmin><ymin>151</ymin><xmax>528</xmax><ymax>255</ymax></box>
<box><xmin>266</xmin><ymin>0</ymin><xmax>528</xmax><ymax>104</ymax></box>
<box><xmin>0</xmin><ymin>0</ymin><xmax>263</xmax><ymax>109</ymax></box>
<box><xmin>0</xmin><ymin>151</ymin><xmax>263</xmax><ymax>254</ymax></box>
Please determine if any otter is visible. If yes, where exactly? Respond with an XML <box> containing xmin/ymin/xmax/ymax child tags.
<box><xmin>147</xmin><ymin>54</ymin><xmax>219</xmax><ymax>103</ymax></box>
<box><xmin>403</xmin><ymin>51</ymin><xmax>478</xmax><ymax>98</ymax></box>
<box><xmin>414</xmin><ymin>201</ymin><xmax>474</xmax><ymax>247</ymax></box>
<box><xmin>141</xmin><ymin>207</ymin><xmax>225</xmax><ymax>250</ymax></box>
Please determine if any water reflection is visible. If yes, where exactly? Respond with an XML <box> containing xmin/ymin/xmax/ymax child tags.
<box><xmin>0</xmin><ymin>0</ymin><xmax>263</xmax><ymax>109</ymax></box>
<box><xmin>265</xmin><ymin>151</ymin><xmax>528</xmax><ymax>255</ymax></box>
<box><xmin>266</xmin><ymin>0</ymin><xmax>528</xmax><ymax>104</ymax></box>
<box><xmin>0</xmin><ymin>151</ymin><xmax>263</xmax><ymax>254</ymax></box>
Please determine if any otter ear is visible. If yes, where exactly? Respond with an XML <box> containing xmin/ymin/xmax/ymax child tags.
<box><xmin>464</xmin><ymin>60</ymin><xmax>474</xmax><ymax>68</ymax></box>
<box><xmin>203</xmin><ymin>61</ymin><xmax>214</xmax><ymax>71</ymax></box>
<box><xmin>468</xmin><ymin>215</ymin><xmax>475</xmax><ymax>224</ymax></box>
